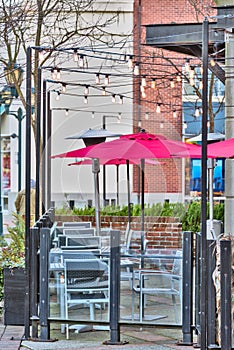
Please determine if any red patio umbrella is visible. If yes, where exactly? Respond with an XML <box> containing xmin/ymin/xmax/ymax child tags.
<box><xmin>52</xmin><ymin>131</ymin><xmax>201</xmax><ymax>232</ymax></box>
<box><xmin>52</xmin><ymin>132</ymin><xmax>202</xmax><ymax>160</ymax></box>
<box><xmin>207</xmin><ymin>137</ymin><xmax>234</xmax><ymax>158</ymax></box>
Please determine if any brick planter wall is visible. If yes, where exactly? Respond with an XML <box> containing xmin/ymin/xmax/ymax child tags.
<box><xmin>55</xmin><ymin>215</ymin><xmax>182</xmax><ymax>249</ymax></box>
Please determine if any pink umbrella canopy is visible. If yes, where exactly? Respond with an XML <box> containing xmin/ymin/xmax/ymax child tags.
<box><xmin>52</xmin><ymin>132</ymin><xmax>202</xmax><ymax>159</ymax></box>
<box><xmin>68</xmin><ymin>158</ymin><xmax>163</xmax><ymax>166</ymax></box>
<box><xmin>207</xmin><ymin>138</ymin><xmax>234</xmax><ymax>158</ymax></box>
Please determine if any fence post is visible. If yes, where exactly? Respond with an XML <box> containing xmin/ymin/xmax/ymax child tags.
<box><xmin>104</xmin><ymin>230</ymin><xmax>127</xmax><ymax>345</ymax></box>
<box><xmin>220</xmin><ymin>239</ymin><xmax>232</xmax><ymax>350</ymax></box>
<box><xmin>39</xmin><ymin>227</ymin><xmax>50</xmax><ymax>340</ymax></box>
<box><xmin>30</xmin><ymin>227</ymin><xmax>39</xmax><ymax>338</ymax></box>
<box><xmin>181</xmin><ymin>231</ymin><xmax>193</xmax><ymax>345</ymax></box>
<box><xmin>194</xmin><ymin>232</ymin><xmax>201</xmax><ymax>347</ymax></box>
<box><xmin>207</xmin><ymin>239</ymin><xmax>217</xmax><ymax>347</ymax></box>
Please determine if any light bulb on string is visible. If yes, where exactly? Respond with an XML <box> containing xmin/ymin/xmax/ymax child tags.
<box><xmin>176</xmin><ymin>74</ymin><xmax>181</xmax><ymax>82</ymax></box>
<box><xmin>112</xmin><ymin>94</ymin><xmax>116</xmax><ymax>103</ymax></box>
<box><xmin>145</xmin><ymin>112</ymin><xmax>149</xmax><ymax>120</ymax></box>
<box><xmin>119</xmin><ymin>95</ymin><xmax>123</xmax><ymax>104</ymax></box>
<box><xmin>194</xmin><ymin>107</ymin><xmax>200</xmax><ymax>118</ymax></box>
<box><xmin>102</xmin><ymin>87</ymin><xmax>106</xmax><ymax>96</ymax></box>
<box><xmin>96</xmin><ymin>74</ymin><xmax>100</xmax><ymax>84</ymax></box>
<box><xmin>65</xmin><ymin>109</ymin><xmax>69</xmax><ymax>116</ymax></box>
<box><xmin>62</xmin><ymin>83</ymin><xmax>67</xmax><ymax>93</ymax></box>
<box><xmin>151</xmin><ymin>79</ymin><xmax>156</xmax><ymax>89</ymax></box>
<box><xmin>170</xmin><ymin>79</ymin><xmax>175</xmax><ymax>88</ymax></box>
<box><xmin>141</xmin><ymin>76</ymin><xmax>146</xmax><ymax>87</ymax></box>
<box><xmin>133</xmin><ymin>63</ymin><xmax>140</xmax><ymax>75</ymax></box>
<box><xmin>210</xmin><ymin>58</ymin><xmax>216</xmax><ymax>67</ymax></box>
<box><xmin>128</xmin><ymin>55</ymin><xmax>133</xmax><ymax>68</ymax></box>
<box><xmin>84</xmin><ymin>95</ymin><xmax>88</xmax><ymax>104</ymax></box>
<box><xmin>156</xmin><ymin>103</ymin><xmax>161</xmax><ymax>113</ymax></box>
<box><xmin>56</xmin><ymin>91</ymin><xmax>60</xmax><ymax>101</ymax></box>
<box><xmin>118</xmin><ymin>113</ymin><xmax>122</xmax><ymax>123</ymax></box>
<box><xmin>84</xmin><ymin>85</ymin><xmax>89</xmax><ymax>95</ymax></box>
<box><xmin>104</xmin><ymin>75</ymin><xmax>109</xmax><ymax>86</ymax></box>
<box><xmin>184</xmin><ymin>121</ymin><xmax>188</xmax><ymax>129</ymax></box>
<box><xmin>185</xmin><ymin>58</ymin><xmax>191</xmax><ymax>72</ymax></box>
<box><xmin>173</xmin><ymin>110</ymin><xmax>177</xmax><ymax>118</ymax></box>
<box><xmin>92</xmin><ymin>111</ymin><xmax>95</xmax><ymax>119</ymax></box>
<box><xmin>56</xmin><ymin>68</ymin><xmax>61</xmax><ymax>80</ymax></box>
<box><xmin>73</xmin><ymin>49</ymin><xmax>78</xmax><ymax>62</ymax></box>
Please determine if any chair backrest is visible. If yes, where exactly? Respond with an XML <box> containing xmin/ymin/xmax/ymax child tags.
<box><xmin>64</xmin><ymin>258</ymin><xmax>108</xmax><ymax>288</ymax></box>
<box><xmin>63</xmin><ymin>221</ymin><xmax>92</xmax><ymax>228</ymax></box>
<box><xmin>62</xmin><ymin>236</ymin><xmax>101</xmax><ymax>249</ymax></box>
<box><xmin>63</xmin><ymin>228</ymin><xmax>95</xmax><ymax>236</ymax></box>
<box><xmin>172</xmin><ymin>250</ymin><xmax>183</xmax><ymax>276</ymax></box>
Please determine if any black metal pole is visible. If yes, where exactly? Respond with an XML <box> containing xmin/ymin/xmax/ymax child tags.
<box><xmin>35</xmin><ymin>67</ymin><xmax>41</xmax><ymax>220</ymax></box>
<box><xmin>47</xmin><ymin>103</ymin><xmax>51</xmax><ymax>208</ymax></box>
<box><xmin>17</xmin><ymin>108</ymin><xmax>23</xmax><ymax>192</ymax></box>
<box><xmin>42</xmin><ymin>80</ymin><xmax>46</xmax><ymax>214</ymax></box>
<box><xmin>102</xmin><ymin>116</ymin><xmax>106</xmax><ymax>205</ymax></box>
<box><xmin>116</xmin><ymin>164</ymin><xmax>119</xmax><ymax>206</ymax></box>
<box><xmin>200</xmin><ymin>17</ymin><xmax>208</xmax><ymax>350</ymax></box>
<box><xmin>25</xmin><ymin>46</ymin><xmax>32</xmax><ymax>339</ymax></box>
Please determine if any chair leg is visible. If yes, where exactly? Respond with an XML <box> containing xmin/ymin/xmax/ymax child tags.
<box><xmin>171</xmin><ymin>294</ymin><xmax>179</xmax><ymax>324</ymax></box>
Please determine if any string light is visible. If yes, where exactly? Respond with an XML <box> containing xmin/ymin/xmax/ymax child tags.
<box><xmin>56</xmin><ymin>91</ymin><xmax>60</xmax><ymax>101</ymax></box>
<box><xmin>170</xmin><ymin>79</ymin><xmax>175</xmax><ymax>88</ymax></box>
<box><xmin>151</xmin><ymin>79</ymin><xmax>156</xmax><ymax>89</ymax></box>
<box><xmin>73</xmin><ymin>49</ymin><xmax>78</xmax><ymax>62</ymax></box>
<box><xmin>119</xmin><ymin>95</ymin><xmax>124</xmax><ymax>104</ymax></box>
<box><xmin>176</xmin><ymin>74</ymin><xmax>181</xmax><ymax>82</ymax></box>
<box><xmin>141</xmin><ymin>76</ymin><xmax>146</xmax><ymax>87</ymax></box>
<box><xmin>156</xmin><ymin>103</ymin><xmax>161</xmax><ymax>113</ymax></box>
<box><xmin>194</xmin><ymin>107</ymin><xmax>200</xmax><ymax>118</ymax></box>
<box><xmin>84</xmin><ymin>95</ymin><xmax>88</xmax><ymax>104</ymax></box>
<box><xmin>112</xmin><ymin>94</ymin><xmax>116</xmax><ymax>103</ymax></box>
<box><xmin>145</xmin><ymin>112</ymin><xmax>149</xmax><ymax>120</ymax></box>
<box><xmin>102</xmin><ymin>87</ymin><xmax>106</xmax><ymax>96</ymax></box>
<box><xmin>185</xmin><ymin>58</ymin><xmax>191</xmax><ymax>72</ymax></box>
<box><xmin>128</xmin><ymin>55</ymin><xmax>133</xmax><ymax>68</ymax></box>
<box><xmin>96</xmin><ymin>74</ymin><xmax>100</xmax><ymax>84</ymax></box>
<box><xmin>65</xmin><ymin>109</ymin><xmax>69</xmax><ymax>116</ymax></box>
<box><xmin>118</xmin><ymin>112</ymin><xmax>122</xmax><ymax>122</ymax></box>
<box><xmin>210</xmin><ymin>58</ymin><xmax>216</xmax><ymax>67</ymax></box>
<box><xmin>92</xmin><ymin>111</ymin><xmax>95</xmax><ymax>118</ymax></box>
<box><xmin>173</xmin><ymin>110</ymin><xmax>177</xmax><ymax>118</ymax></box>
<box><xmin>104</xmin><ymin>75</ymin><xmax>109</xmax><ymax>86</ymax></box>
<box><xmin>133</xmin><ymin>63</ymin><xmax>140</xmax><ymax>75</ymax></box>
<box><xmin>184</xmin><ymin>121</ymin><xmax>188</xmax><ymax>129</ymax></box>
<box><xmin>84</xmin><ymin>85</ymin><xmax>89</xmax><ymax>95</ymax></box>
<box><xmin>62</xmin><ymin>83</ymin><xmax>67</xmax><ymax>93</ymax></box>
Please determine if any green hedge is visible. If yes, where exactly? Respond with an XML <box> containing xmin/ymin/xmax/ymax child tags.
<box><xmin>56</xmin><ymin>201</ymin><xmax>224</xmax><ymax>234</ymax></box>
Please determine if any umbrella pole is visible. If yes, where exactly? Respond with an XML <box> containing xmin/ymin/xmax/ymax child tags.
<box><xmin>127</xmin><ymin>160</ymin><xmax>131</xmax><ymax>229</ymax></box>
<box><xmin>92</xmin><ymin>159</ymin><xmax>101</xmax><ymax>235</ymax></box>
<box><xmin>116</xmin><ymin>164</ymin><xmax>119</xmax><ymax>206</ymax></box>
<box><xmin>141</xmin><ymin>159</ymin><xmax>145</xmax><ymax>233</ymax></box>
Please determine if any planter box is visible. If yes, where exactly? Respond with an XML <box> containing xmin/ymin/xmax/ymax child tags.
<box><xmin>4</xmin><ymin>267</ymin><xmax>26</xmax><ymax>325</ymax></box>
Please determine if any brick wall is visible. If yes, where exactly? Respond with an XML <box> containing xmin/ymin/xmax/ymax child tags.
<box><xmin>132</xmin><ymin>0</ymin><xmax>217</xmax><ymax>194</ymax></box>
<box><xmin>55</xmin><ymin>215</ymin><xmax>183</xmax><ymax>249</ymax></box>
